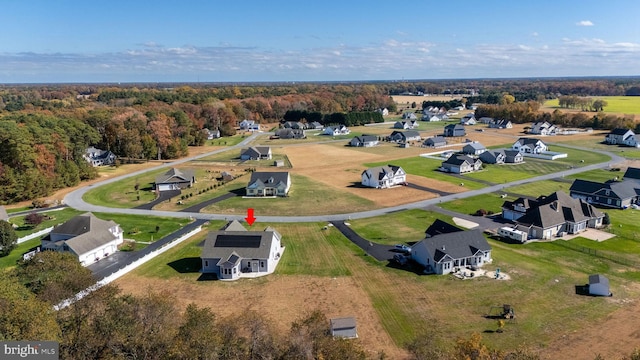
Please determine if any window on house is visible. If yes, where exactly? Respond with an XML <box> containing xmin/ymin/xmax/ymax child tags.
<box><xmin>205</xmin><ymin>261</ymin><xmax>209</xmax><ymax>267</ymax></box>
<box><xmin>261</xmin><ymin>261</ymin><xmax>265</xmax><ymax>267</ymax></box>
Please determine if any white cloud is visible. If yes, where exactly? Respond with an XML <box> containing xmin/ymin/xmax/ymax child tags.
<box><xmin>576</xmin><ymin>20</ymin><xmax>594</xmax><ymax>26</ymax></box>
<box><xmin>532</xmin><ymin>32</ymin><xmax>538</xmax><ymax>37</ymax></box>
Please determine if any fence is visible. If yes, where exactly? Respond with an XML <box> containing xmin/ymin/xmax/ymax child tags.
<box><xmin>17</xmin><ymin>226</ymin><xmax>54</xmax><ymax>244</ymax></box>
<box><xmin>54</xmin><ymin>225</ymin><xmax>203</xmax><ymax>310</ymax></box>
<box><xmin>554</xmin><ymin>240</ymin><xmax>637</xmax><ymax>267</ymax></box>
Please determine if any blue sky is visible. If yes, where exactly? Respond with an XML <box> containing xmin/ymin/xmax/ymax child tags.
<box><xmin>1</xmin><ymin>0</ymin><xmax>639</xmax><ymax>83</ymax></box>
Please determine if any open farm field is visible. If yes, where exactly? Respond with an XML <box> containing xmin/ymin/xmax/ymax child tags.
<box><xmin>115</xmin><ymin>210</ymin><xmax>640</xmax><ymax>359</ymax></box>
<box><xmin>544</xmin><ymin>96</ymin><xmax>640</xmax><ymax>115</ymax></box>
<box><xmin>558</xmin><ymin>137</ymin><xmax>640</xmax><ymax>160</ymax></box>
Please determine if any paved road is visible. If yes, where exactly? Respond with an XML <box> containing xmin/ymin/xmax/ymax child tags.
<box><xmin>330</xmin><ymin>221</ymin><xmax>396</xmax><ymax>261</ymax></box>
<box><xmin>134</xmin><ymin>189</ymin><xmax>181</xmax><ymax>210</ymax></box>
<box><xmin>64</xmin><ymin>135</ymin><xmax>626</xmax><ymax>224</ymax></box>
<box><xmin>406</xmin><ymin>182</ymin><xmax>452</xmax><ymax>197</ymax></box>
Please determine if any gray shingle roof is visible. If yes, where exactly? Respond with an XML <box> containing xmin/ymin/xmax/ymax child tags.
<box><xmin>363</xmin><ymin>165</ymin><xmax>403</xmax><ymax>181</ymax></box>
<box><xmin>330</xmin><ymin>317</ymin><xmax>358</xmax><ymax>338</ymax></box>
<box><xmin>424</xmin><ymin>219</ymin><xmax>463</xmax><ymax>237</ymax></box>
<box><xmin>415</xmin><ymin>229</ymin><xmax>491</xmax><ymax>263</ymax></box>
<box><xmin>155</xmin><ymin>168</ymin><xmax>195</xmax><ymax>184</ymax></box>
<box><xmin>48</xmin><ymin>213</ymin><xmax>120</xmax><ymax>256</ymax></box>
<box><xmin>624</xmin><ymin>167</ymin><xmax>640</xmax><ymax>180</ymax></box>
<box><xmin>516</xmin><ymin>191</ymin><xmax>602</xmax><ymax>228</ymax></box>
<box><xmin>443</xmin><ymin>154</ymin><xmax>476</xmax><ymax>166</ymax></box>
<box><xmin>248</xmin><ymin>172</ymin><xmax>290</xmax><ymax>188</ymax></box>
<box><xmin>201</xmin><ymin>229</ymin><xmax>280</xmax><ymax>262</ymax></box>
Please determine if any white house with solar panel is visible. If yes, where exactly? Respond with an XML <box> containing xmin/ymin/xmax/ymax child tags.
<box><xmin>200</xmin><ymin>220</ymin><xmax>285</xmax><ymax>280</ymax></box>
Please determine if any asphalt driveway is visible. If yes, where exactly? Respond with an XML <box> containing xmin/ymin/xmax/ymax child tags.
<box><xmin>330</xmin><ymin>221</ymin><xmax>396</xmax><ymax>261</ymax></box>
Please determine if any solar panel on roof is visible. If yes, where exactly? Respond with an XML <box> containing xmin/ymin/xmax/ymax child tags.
<box><xmin>215</xmin><ymin>235</ymin><xmax>262</xmax><ymax>248</ymax></box>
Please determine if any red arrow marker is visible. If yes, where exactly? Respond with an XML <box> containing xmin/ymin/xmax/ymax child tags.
<box><xmin>245</xmin><ymin>208</ymin><xmax>256</xmax><ymax>226</ymax></box>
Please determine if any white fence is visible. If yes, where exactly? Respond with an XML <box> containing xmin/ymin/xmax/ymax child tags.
<box><xmin>17</xmin><ymin>226</ymin><xmax>54</xmax><ymax>244</ymax></box>
<box><xmin>54</xmin><ymin>225</ymin><xmax>203</xmax><ymax>310</ymax></box>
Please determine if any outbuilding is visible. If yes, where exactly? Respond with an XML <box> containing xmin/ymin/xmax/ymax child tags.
<box><xmin>330</xmin><ymin>317</ymin><xmax>358</xmax><ymax>339</ymax></box>
<box><xmin>589</xmin><ymin>274</ymin><xmax>612</xmax><ymax>296</ymax></box>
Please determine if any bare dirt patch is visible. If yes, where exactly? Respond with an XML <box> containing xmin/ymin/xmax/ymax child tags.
<box><xmin>115</xmin><ymin>274</ymin><xmax>408</xmax><ymax>359</ymax></box>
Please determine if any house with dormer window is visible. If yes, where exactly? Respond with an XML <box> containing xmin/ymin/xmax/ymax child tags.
<box><xmin>246</xmin><ymin>172</ymin><xmax>291</xmax><ymax>197</ymax></box>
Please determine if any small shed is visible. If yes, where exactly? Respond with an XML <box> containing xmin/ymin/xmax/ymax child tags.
<box><xmin>220</xmin><ymin>171</ymin><xmax>234</xmax><ymax>182</ymax></box>
<box><xmin>330</xmin><ymin>317</ymin><xmax>358</xmax><ymax>339</ymax></box>
<box><xmin>274</xmin><ymin>160</ymin><xmax>285</xmax><ymax>167</ymax></box>
<box><xmin>589</xmin><ymin>274</ymin><xmax>612</xmax><ymax>296</ymax></box>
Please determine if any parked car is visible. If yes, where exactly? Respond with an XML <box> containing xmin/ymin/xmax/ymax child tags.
<box><xmin>394</xmin><ymin>244</ymin><xmax>411</xmax><ymax>253</ymax></box>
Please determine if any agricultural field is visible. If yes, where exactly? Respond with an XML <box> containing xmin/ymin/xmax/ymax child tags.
<box><xmin>115</xmin><ymin>208</ymin><xmax>640</xmax><ymax>358</ymax></box>
<box><xmin>544</xmin><ymin>96</ymin><xmax>640</xmax><ymax>115</ymax></box>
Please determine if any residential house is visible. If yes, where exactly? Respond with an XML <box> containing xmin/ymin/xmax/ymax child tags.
<box><xmin>330</xmin><ymin>317</ymin><xmax>358</xmax><ymax>339</ymax></box>
<box><xmin>478</xmin><ymin>117</ymin><xmax>494</xmax><ymax>124</ymax></box>
<box><xmin>200</xmin><ymin>221</ymin><xmax>284</xmax><ymax>280</ymax></box>
<box><xmin>462</xmin><ymin>142</ymin><xmax>487</xmax><ymax>156</ymax></box>
<box><xmin>440</xmin><ymin>154</ymin><xmax>482</xmax><ymax>174</ymax></box>
<box><xmin>504</xmin><ymin>149</ymin><xmax>524</xmax><ymax>163</ymax></box>
<box><xmin>323</xmin><ymin>125</ymin><xmax>350</xmax><ymax>136</ymax></box>
<box><xmin>246</xmin><ymin>172</ymin><xmax>291</xmax><ymax>197</ymax></box>
<box><xmin>512</xmin><ymin>138</ymin><xmax>548</xmax><ymax>154</ymax></box>
<box><xmin>529</xmin><ymin>121</ymin><xmax>558</xmax><ymax>136</ymax></box>
<box><xmin>443</xmin><ymin>124</ymin><xmax>466</xmax><ymax>137</ymax></box>
<box><xmin>389</xmin><ymin>130</ymin><xmax>421</xmax><ymax>143</ymax></box>
<box><xmin>283</xmin><ymin>121</ymin><xmax>306</xmax><ymax>130</ymax></box>
<box><xmin>424</xmin><ymin>219</ymin><xmax>463</xmax><ymax>238</ymax></box>
<box><xmin>411</xmin><ymin>228</ymin><xmax>492</xmax><ymax>275</ymax></box>
<box><xmin>604</xmin><ymin>128</ymin><xmax>639</xmax><ymax>147</ymax></box>
<box><xmin>41</xmin><ymin>213</ymin><xmax>124</xmax><ymax>266</ymax></box>
<box><xmin>239</xmin><ymin>119</ymin><xmax>260</xmax><ymax>131</ymax></box>
<box><xmin>624</xmin><ymin>167</ymin><xmax>640</xmax><ymax>180</ymax></box>
<box><xmin>479</xmin><ymin>150</ymin><xmax>506</xmax><ymax>164</ymax></box>
<box><xmin>202</xmin><ymin>128</ymin><xmax>220</xmax><ymax>140</ymax></box>
<box><xmin>402</xmin><ymin>112</ymin><xmax>418</xmax><ymax>120</ymax></box>
<box><xmin>240</xmin><ymin>146</ymin><xmax>272</xmax><ymax>160</ymax></box>
<box><xmin>274</xmin><ymin>128</ymin><xmax>305</xmax><ymax>139</ymax></box>
<box><xmin>489</xmin><ymin>119</ymin><xmax>513</xmax><ymax>129</ymax></box>
<box><xmin>569</xmin><ymin>172</ymin><xmax>640</xmax><ymax>209</ymax></box>
<box><xmin>512</xmin><ymin>191</ymin><xmax>604</xmax><ymax>240</ymax></box>
<box><xmin>460</xmin><ymin>116</ymin><xmax>476</xmax><ymax>125</ymax></box>
<box><xmin>394</xmin><ymin>121</ymin><xmax>410</xmax><ymax>129</ymax></box>
<box><xmin>361</xmin><ymin>165</ymin><xmax>406</xmax><ymax>188</ymax></box>
<box><xmin>349</xmin><ymin>135</ymin><xmax>378</xmax><ymax>147</ymax></box>
<box><xmin>423</xmin><ymin>136</ymin><xmax>447</xmax><ymax>148</ymax></box>
<box><xmin>377</xmin><ymin>108</ymin><xmax>389</xmax><ymax>116</ymax></box>
<box><xmin>501</xmin><ymin>197</ymin><xmax>537</xmax><ymax>221</ymax></box>
<box><xmin>309</xmin><ymin>121</ymin><xmax>323</xmax><ymax>130</ymax></box>
<box><xmin>83</xmin><ymin>146</ymin><xmax>116</xmax><ymax>167</ymax></box>
<box><xmin>154</xmin><ymin>168</ymin><xmax>195</xmax><ymax>192</ymax></box>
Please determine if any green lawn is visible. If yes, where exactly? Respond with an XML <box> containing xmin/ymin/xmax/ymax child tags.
<box><xmin>82</xmin><ymin>167</ymin><xmax>165</xmax><ymax>208</ymax></box>
<box><xmin>10</xmin><ymin>208</ymin><xmax>83</xmax><ymax>238</ymax></box>
<box><xmin>208</xmin><ymin>134</ymin><xmax>248</xmax><ymax>146</ymax></box>
<box><xmin>566</xmin><ymin>168</ymin><xmax>623</xmax><ymax>182</ymax></box>
<box><xmin>347</xmin><ymin>209</ymin><xmax>452</xmax><ymax>244</ymax></box>
<box><xmin>203</xmin><ymin>174</ymin><xmax>376</xmax><ymax>216</ymax></box>
<box><xmin>545</xmin><ymin>96</ymin><xmax>640</xmax><ymax>114</ymax></box>
<box><xmin>504</xmin><ymin>179</ymin><xmax>571</xmax><ymax>197</ymax></box>
<box><xmin>93</xmin><ymin>212</ymin><xmax>193</xmax><ymax>245</ymax></box>
<box><xmin>558</xmin><ymin>138</ymin><xmax>640</xmax><ymax>160</ymax></box>
<box><xmin>439</xmin><ymin>193</ymin><xmax>516</xmax><ymax>216</ymax></box>
<box><xmin>365</xmin><ymin>156</ymin><xmax>486</xmax><ymax>190</ymax></box>
<box><xmin>0</xmin><ymin>238</ymin><xmax>40</xmax><ymax>270</ymax></box>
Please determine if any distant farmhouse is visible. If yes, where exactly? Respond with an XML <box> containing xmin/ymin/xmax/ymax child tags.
<box><xmin>529</xmin><ymin>121</ymin><xmax>558</xmax><ymax>136</ymax></box>
<box><xmin>154</xmin><ymin>168</ymin><xmax>195</xmax><ymax>192</ymax></box>
<box><xmin>361</xmin><ymin>165</ymin><xmax>406</xmax><ymax>189</ymax></box>
<box><xmin>441</xmin><ymin>154</ymin><xmax>482</xmax><ymax>174</ymax></box>
<box><xmin>239</xmin><ymin>119</ymin><xmax>260</xmax><ymax>131</ymax></box>
<box><xmin>604</xmin><ymin>128</ymin><xmax>640</xmax><ymax>147</ymax></box>
<box><xmin>349</xmin><ymin>135</ymin><xmax>378</xmax><ymax>147</ymax></box>
<box><xmin>323</xmin><ymin>125</ymin><xmax>350</xmax><ymax>136</ymax></box>
<box><xmin>83</xmin><ymin>146</ymin><xmax>116</xmax><ymax>167</ymax></box>
<box><xmin>461</xmin><ymin>113</ymin><xmax>477</xmax><ymax>125</ymax></box>
<box><xmin>274</xmin><ymin>128</ymin><xmax>305</xmax><ymax>139</ymax></box>
<box><xmin>394</xmin><ymin>120</ymin><xmax>419</xmax><ymax>129</ymax></box>
<box><xmin>411</xmin><ymin>222</ymin><xmax>492</xmax><ymax>275</ymax></box>
<box><xmin>201</xmin><ymin>221</ymin><xmax>284</xmax><ymax>281</ymax></box>
<box><xmin>41</xmin><ymin>213</ymin><xmax>124</xmax><ymax>266</ymax></box>
<box><xmin>246</xmin><ymin>172</ymin><xmax>291</xmax><ymax>197</ymax></box>
<box><xmin>203</xmin><ymin>128</ymin><xmax>220</xmax><ymax>140</ymax></box>
<box><xmin>569</xmin><ymin>167</ymin><xmax>640</xmax><ymax>209</ymax></box>
<box><xmin>512</xmin><ymin>138</ymin><xmax>548</xmax><ymax>154</ymax></box>
<box><xmin>489</xmin><ymin>119</ymin><xmax>513</xmax><ymax>129</ymax></box>
<box><xmin>240</xmin><ymin>146</ymin><xmax>272</xmax><ymax>160</ymax></box>
<box><xmin>502</xmin><ymin>191</ymin><xmax>604</xmax><ymax>240</ymax></box>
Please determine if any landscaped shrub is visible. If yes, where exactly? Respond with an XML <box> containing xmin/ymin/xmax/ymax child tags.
<box><xmin>474</xmin><ymin>209</ymin><xmax>489</xmax><ymax>216</ymax></box>
<box><xmin>24</xmin><ymin>212</ymin><xmax>45</xmax><ymax>226</ymax></box>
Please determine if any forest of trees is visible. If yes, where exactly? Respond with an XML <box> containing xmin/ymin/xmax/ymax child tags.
<box><xmin>1</xmin><ymin>78</ymin><xmax>640</xmax><ymax>204</ymax></box>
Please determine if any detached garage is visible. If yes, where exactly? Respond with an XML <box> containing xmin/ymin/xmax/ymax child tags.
<box><xmin>589</xmin><ymin>274</ymin><xmax>612</xmax><ymax>297</ymax></box>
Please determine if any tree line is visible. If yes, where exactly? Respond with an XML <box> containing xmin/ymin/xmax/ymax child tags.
<box><xmin>557</xmin><ymin>95</ymin><xmax>608</xmax><ymax>112</ymax></box>
<box><xmin>283</xmin><ymin>110</ymin><xmax>384</xmax><ymax>127</ymax></box>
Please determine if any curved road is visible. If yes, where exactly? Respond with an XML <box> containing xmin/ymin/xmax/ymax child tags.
<box><xmin>64</xmin><ymin>136</ymin><xmax>627</xmax><ymax>223</ymax></box>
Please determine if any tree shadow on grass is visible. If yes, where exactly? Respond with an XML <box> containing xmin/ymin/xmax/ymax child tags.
<box><xmin>168</xmin><ymin>257</ymin><xmax>201</xmax><ymax>273</ymax></box>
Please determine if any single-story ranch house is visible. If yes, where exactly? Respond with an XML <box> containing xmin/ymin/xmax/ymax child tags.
<box><xmin>423</xmin><ymin>136</ymin><xmax>447</xmax><ymax>148</ymax></box>
<box><xmin>154</xmin><ymin>168</ymin><xmax>195</xmax><ymax>192</ymax></box>
<box><xmin>411</xmin><ymin>225</ymin><xmax>492</xmax><ymax>275</ymax></box>
<box><xmin>569</xmin><ymin>167</ymin><xmax>640</xmax><ymax>209</ymax></box>
<box><xmin>389</xmin><ymin>130</ymin><xmax>421</xmax><ymax>143</ymax></box>
<box><xmin>323</xmin><ymin>125</ymin><xmax>350</xmax><ymax>136</ymax></box>
<box><xmin>201</xmin><ymin>221</ymin><xmax>284</xmax><ymax>281</ymax></box>
<box><xmin>41</xmin><ymin>213</ymin><xmax>124</xmax><ymax>266</ymax></box>
<box><xmin>246</xmin><ymin>172</ymin><xmax>291</xmax><ymax>197</ymax></box>
<box><xmin>479</xmin><ymin>150</ymin><xmax>506</xmax><ymax>164</ymax></box>
<box><xmin>441</xmin><ymin>154</ymin><xmax>482</xmax><ymax>174</ymax></box>
<box><xmin>274</xmin><ymin>128</ymin><xmax>305</xmax><ymax>139</ymax></box>
<box><xmin>504</xmin><ymin>191</ymin><xmax>604</xmax><ymax>240</ymax></box>
<box><xmin>462</xmin><ymin>142</ymin><xmax>486</xmax><ymax>156</ymax></box>
<box><xmin>361</xmin><ymin>165</ymin><xmax>406</xmax><ymax>188</ymax></box>
<box><xmin>240</xmin><ymin>146</ymin><xmax>272</xmax><ymax>160</ymax></box>
<box><xmin>349</xmin><ymin>135</ymin><xmax>378</xmax><ymax>147</ymax></box>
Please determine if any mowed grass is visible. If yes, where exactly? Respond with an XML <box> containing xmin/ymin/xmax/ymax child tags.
<box><xmin>365</xmin><ymin>156</ymin><xmax>486</xmax><ymax>190</ymax></box>
<box><xmin>505</xmin><ymin>179</ymin><xmax>571</xmax><ymax>197</ymax></box>
<box><xmin>208</xmin><ymin>134</ymin><xmax>248</xmax><ymax>146</ymax></box>
<box><xmin>203</xmin><ymin>174</ymin><xmax>375</xmax><ymax>216</ymax></box>
<box><xmin>119</xmin><ymin>207</ymin><xmax>640</xmax><ymax>352</ymax></box>
<box><xmin>558</xmin><ymin>138</ymin><xmax>640</xmax><ymax>160</ymax></box>
<box><xmin>566</xmin><ymin>168</ymin><xmax>624</xmax><ymax>182</ymax></box>
<box><xmin>439</xmin><ymin>193</ymin><xmax>517</xmax><ymax>215</ymax></box>
<box><xmin>93</xmin><ymin>212</ymin><xmax>193</xmax><ymax>244</ymax></box>
<box><xmin>83</xmin><ymin>167</ymin><xmax>166</xmax><ymax>208</ymax></box>
<box><xmin>545</xmin><ymin>96</ymin><xmax>640</xmax><ymax>114</ymax></box>
<box><xmin>9</xmin><ymin>208</ymin><xmax>83</xmax><ymax>238</ymax></box>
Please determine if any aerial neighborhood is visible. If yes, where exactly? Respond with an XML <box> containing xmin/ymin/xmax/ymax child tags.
<box><xmin>3</xmin><ymin>78</ymin><xmax>640</xmax><ymax>359</ymax></box>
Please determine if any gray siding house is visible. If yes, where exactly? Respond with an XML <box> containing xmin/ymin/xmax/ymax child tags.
<box><xmin>441</xmin><ymin>154</ymin><xmax>482</xmax><ymax>174</ymax></box>
<box><xmin>246</xmin><ymin>172</ymin><xmax>291</xmax><ymax>197</ymax></box>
